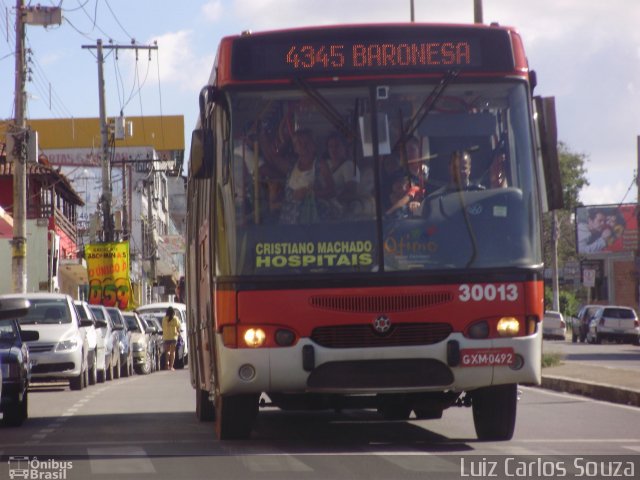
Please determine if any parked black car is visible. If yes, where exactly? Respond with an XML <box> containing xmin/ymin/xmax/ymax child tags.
<box><xmin>0</xmin><ymin>297</ymin><xmax>39</xmax><ymax>427</ymax></box>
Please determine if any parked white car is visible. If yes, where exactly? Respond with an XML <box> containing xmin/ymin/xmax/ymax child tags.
<box><xmin>0</xmin><ymin>293</ymin><xmax>92</xmax><ymax>390</ymax></box>
<box><xmin>587</xmin><ymin>306</ymin><xmax>640</xmax><ymax>345</ymax></box>
<box><xmin>74</xmin><ymin>300</ymin><xmax>107</xmax><ymax>384</ymax></box>
<box><xmin>542</xmin><ymin>310</ymin><xmax>566</xmax><ymax>340</ymax></box>
<box><xmin>137</xmin><ymin>302</ymin><xmax>188</xmax><ymax>369</ymax></box>
<box><xmin>89</xmin><ymin>304</ymin><xmax>121</xmax><ymax>381</ymax></box>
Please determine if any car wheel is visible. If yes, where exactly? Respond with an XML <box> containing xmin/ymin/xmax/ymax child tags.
<box><xmin>595</xmin><ymin>332</ymin><xmax>602</xmax><ymax>344</ymax></box>
<box><xmin>472</xmin><ymin>384</ymin><xmax>517</xmax><ymax>441</ymax></box>
<box><xmin>105</xmin><ymin>358</ymin><xmax>112</xmax><ymax>381</ymax></box>
<box><xmin>122</xmin><ymin>357</ymin><xmax>130</xmax><ymax>377</ymax></box>
<box><xmin>83</xmin><ymin>363</ymin><xmax>89</xmax><ymax>388</ymax></box>
<box><xmin>89</xmin><ymin>352</ymin><xmax>98</xmax><ymax>385</ymax></box>
<box><xmin>571</xmin><ymin>332</ymin><xmax>577</xmax><ymax>343</ymax></box>
<box><xmin>1</xmin><ymin>390</ymin><xmax>28</xmax><ymax>427</ymax></box>
<box><xmin>139</xmin><ymin>354</ymin><xmax>152</xmax><ymax>375</ymax></box>
<box><xmin>69</xmin><ymin>372</ymin><xmax>84</xmax><ymax>390</ymax></box>
<box><xmin>113</xmin><ymin>357</ymin><xmax>121</xmax><ymax>379</ymax></box>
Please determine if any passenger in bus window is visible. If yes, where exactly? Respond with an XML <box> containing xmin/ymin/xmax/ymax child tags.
<box><xmin>382</xmin><ymin>137</ymin><xmax>427</xmax><ymax>217</ymax></box>
<box><xmin>348</xmin><ymin>155</ymin><xmax>376</xmax><ymax>218</ymax></box>
<box><xmin>385</xmin><ymin>173</ymin><xmax>420</xmax><ymax>218</ymax></box>
<box><xmin>324</xmin><ymin>132</ymin><xmax>360</xmax><ymax>213</ymax></box>
<box><xmin>489</xmin><ymin>148</ymin><xmax>509</xmax><ymax>188</ymax></box>
<box><xmin>258</xmin><ymin>125</ymin><xmax>294</xmax><ymax>219</ymax></box>
<box><xmin>279</xmin><ymin>129</ymin><xmax>336</xmax><ymax>224</ymax></box>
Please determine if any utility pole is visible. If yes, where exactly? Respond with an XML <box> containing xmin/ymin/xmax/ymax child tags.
<box><xmin>81</xmin><ymin>40</ymin><xmax>158</xmax><ymax>243</ymax></box>
<box><xmin>146</xmin><ymin>175</ymin><xmax>157</xmax><ymax>301</ymax></box>
<box><xmin>552</xmin><ymin>210</ymin><xmax>560</xmax><ymax>311</ymax></box>
<box><xmin>637</xmin><ymin>136</ymin><xmax>640</xmax><ymax>313</ymax></box>
<box><xmin>474</xmin><ymin>0</ymin><xmax>483</xmax><ymax>24</ymax></box>
<box><xmin>9</xmin><ymin>1</ymin><xmax>61</xmax><ymax>293</ymax></box>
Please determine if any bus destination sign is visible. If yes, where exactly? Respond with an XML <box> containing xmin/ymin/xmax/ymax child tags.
<box><xmin>284</xmin><ymin>41</ymin><xmax>475</xmax><ymax>71</ymax></box>
<box><xmin>230</xmin><ymin>26</ymin><xmax>515</xmax><ymax>80</ymax></box>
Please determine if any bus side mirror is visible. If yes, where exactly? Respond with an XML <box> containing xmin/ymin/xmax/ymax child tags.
<box><xmin>534</xmin><ymin>96</ymin><xmax>564</xmax><ymax>211</ymax></box>
<box><xmin>190</xmin><ymin>128</ymin><xmax>214</xmax><ymax>179</ymax></box>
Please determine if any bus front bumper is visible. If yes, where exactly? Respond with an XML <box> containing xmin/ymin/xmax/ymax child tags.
<box><xmin>216</xmin><ymin>331</ymin><xmax>541</xmax><ymax>396</ymax></box>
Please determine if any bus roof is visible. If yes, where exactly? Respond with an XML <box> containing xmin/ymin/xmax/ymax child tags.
<box><xmin>213</xmin><ymin>23</ymin><xmax>528</xmax><ymax>87</ymax></box>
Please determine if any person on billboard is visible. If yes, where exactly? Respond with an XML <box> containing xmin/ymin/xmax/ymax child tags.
<box><xmin>577</xmin><ymin>208</ymin><xmax>612</xmax><ymax>253</ymax></box>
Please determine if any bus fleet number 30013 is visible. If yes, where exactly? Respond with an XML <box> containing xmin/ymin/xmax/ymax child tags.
<box><xmin>458</xmin><ymin>284</ymin><xmax>518</xmax><ymax>302</ymax></box>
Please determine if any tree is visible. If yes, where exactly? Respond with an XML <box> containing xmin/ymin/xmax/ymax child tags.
<box><xmin>543</xmin><ymin>142</ymin><xmax>590</xmax><ymax>308</ymax></box>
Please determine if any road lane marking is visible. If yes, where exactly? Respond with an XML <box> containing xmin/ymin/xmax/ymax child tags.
<box><xmin>241</xmin><ymin>454</ymin><xmax>313</xmax><ymax>472</ymax></box>
<box><xmin>87</xmin><ymin>446</ymin><xmax>156</xmax><ymax>474</ymax></box>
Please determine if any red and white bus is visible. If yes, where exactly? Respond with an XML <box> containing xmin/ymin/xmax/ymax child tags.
<box><xmin>186</xmin><ymin>23</ymin><xmax>561</xmax><ymax>440</ymax></box>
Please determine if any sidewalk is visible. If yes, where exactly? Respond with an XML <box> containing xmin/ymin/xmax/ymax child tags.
<box><xmin>540</xmin><ymin>362</ymin><xmax>640</xmax><ymax>407</ymax></box>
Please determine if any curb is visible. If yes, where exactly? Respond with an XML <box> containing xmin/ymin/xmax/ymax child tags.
<box><xmin>540</xmin><ymin>375</ymin><xmax>640</xmax><ymax>407</ymax></box>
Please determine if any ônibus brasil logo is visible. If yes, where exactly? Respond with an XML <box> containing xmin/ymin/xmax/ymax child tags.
<box><xmin>8</xmin><ymin>456</ymin><xmax>73</xmax><ymax>479</ymax></box>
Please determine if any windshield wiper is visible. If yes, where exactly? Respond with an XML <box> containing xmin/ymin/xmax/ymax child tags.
<box><xmin>393</xmin><ymin>69</ymin><xmax>460</xmax><ymax>151</ymax></box>
<box><xmin>294</xmin><ymin>78</ymin><xmax>356</xmax><ymax>142</ymax></box>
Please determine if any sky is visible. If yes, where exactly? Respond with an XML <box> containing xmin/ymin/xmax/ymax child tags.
<box><xmin>1</xmin><ymin>0</ymin><xmax>639</xmax><ymax>207</ymax></box>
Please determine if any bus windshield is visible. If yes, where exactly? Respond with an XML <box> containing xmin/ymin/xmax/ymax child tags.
<box><xmin>225</xmin><ymin>80</ymin><xmax>541</xmax><ymax>276</ymax></box>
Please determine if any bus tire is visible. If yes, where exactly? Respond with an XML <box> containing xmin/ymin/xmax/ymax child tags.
<box><xmin>214</xmin><ymin>393</ymin><xmax>259</xmax><ymax>440</ymax></box>
<box><xmin>377</xmin><ymin>395</ymin><xmax>412</xmax><ymax>420</ymax></box>
<box><xmin>472</xmin><ymin>384</ymin><xmax>517</xmax><ymax>441</ymax></box>
<box><xmin>196</xmin><ymin>388</ymin><xmax>215</xmax><ymax>422</ymax></box>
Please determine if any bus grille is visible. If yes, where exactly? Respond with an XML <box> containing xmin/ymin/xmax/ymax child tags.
<box><xmin>311</xmin><ymin>323</ymin><xmax>452</xmax><ymax>348</ymax></box>
<box><xmin>309</xmin><ymin>292</ymin><xmax>452</xmax><ymax>313</ymax></box>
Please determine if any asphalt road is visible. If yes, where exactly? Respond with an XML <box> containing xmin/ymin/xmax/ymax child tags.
<box><xmin>1</xmin><ymin>367</ymin><xmax>639</xmax><ymax>480</ymax></box>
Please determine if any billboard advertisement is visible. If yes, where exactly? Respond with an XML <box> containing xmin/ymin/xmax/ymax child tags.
<box><xmin>85</xmin><ymin>241</ymin><xmax>134</xmax><ymax>310</ymax></box>
<box><xmin>575</xmin><ymin>204</ymin><xmax>638</xmax><ymax>255</ymax></box>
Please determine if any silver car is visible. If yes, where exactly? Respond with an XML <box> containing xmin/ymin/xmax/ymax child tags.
<box><xmin>0</xmin><ymin>293</ymin><xmax>92</xmax><ymax>390</ymax></box>
<box><xmin>587</xmin><ymin>306</ymin><xmax>640</xmax><ymax>345</ymax></box>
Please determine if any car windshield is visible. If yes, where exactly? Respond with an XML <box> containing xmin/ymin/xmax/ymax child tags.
<box><xmin>90</xmin><ymin>307</ymin><xmax>107</xmax><ymax>321</ymax></box>
<box><xmin>106</xmin><ymin>309</ymin><xmax>123</xmax><ymax>327</ymax></box>
<box><xmin>123</xmin><ymin>315</ymin><xmax>141</xmax><ymax>332</ymax></box>
<box><xmin>223</xmin><ymin>80</ymin><xmax>540</xmax><ymax>276</ymax></box>
<box><xmin>138</xmin><ymin>308</ymin><xmax>183</xmax><ymax>323</ymax></box>
<box><xmin>74</xmin><ymin>303</ymin><xmax>91</xmax><ymax>322</ymax></box>
<box><xmin>0</xmin><ymin>319</ymin><xmax>18</xmax><ymax>341</ymax></box>
<box><xmin>17</xmin><ymin>299</ymin><xmax>71</xmax><ymax>325</ymax></box>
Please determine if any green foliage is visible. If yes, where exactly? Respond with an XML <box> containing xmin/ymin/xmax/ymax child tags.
<box><xmin>544</xmin><ymin>286</ymin><xmax>580</xmax><ymax>317</ymax></box>
<box><xmin>541</xmin><ymin>351</ymin><xmax>563</xmax><ymax>368</ymax></box>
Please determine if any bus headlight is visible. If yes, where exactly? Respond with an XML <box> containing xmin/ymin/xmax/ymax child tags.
<box><xmin>243</xmin><ymin>328</ymin><xmax>266</xmax><ymax>348</ymax></box>
<box><xmin>496</xmin><ymin>317</ymin><xmax>520</xmax><ymax>337</ymax></box>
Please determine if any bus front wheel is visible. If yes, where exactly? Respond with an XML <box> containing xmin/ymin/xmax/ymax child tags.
<box><xmin>214</xmin><ymin>393</ymin><xmax>259</xmax><ymax>440</ymax></box>
<box><xmin>472</xmin><ymin>383</ymin><xmax>517</xmax><ymax>441</ymax></box>
<box><xmin>196</xmin><ymin>388</ymin><xmax>215</xmax><ymax>422</ymax></box>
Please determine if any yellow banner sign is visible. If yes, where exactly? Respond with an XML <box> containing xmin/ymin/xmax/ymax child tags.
<box><xmin>85</xmin><ymin>242</ymin><xmax>133</xmax><ymax>310</ymax></box>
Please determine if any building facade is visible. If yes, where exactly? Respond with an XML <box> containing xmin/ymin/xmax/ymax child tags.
<box><xmin>0</xmin><ymin>115</ymin><xmax>186</xmax><ymax>303</ymax></box>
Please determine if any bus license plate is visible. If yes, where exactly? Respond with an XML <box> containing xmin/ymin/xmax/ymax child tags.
<box><xmin>460</xmin><ymin>348</ymin><xmax>515</xmax><ymax>367</ymax></box>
